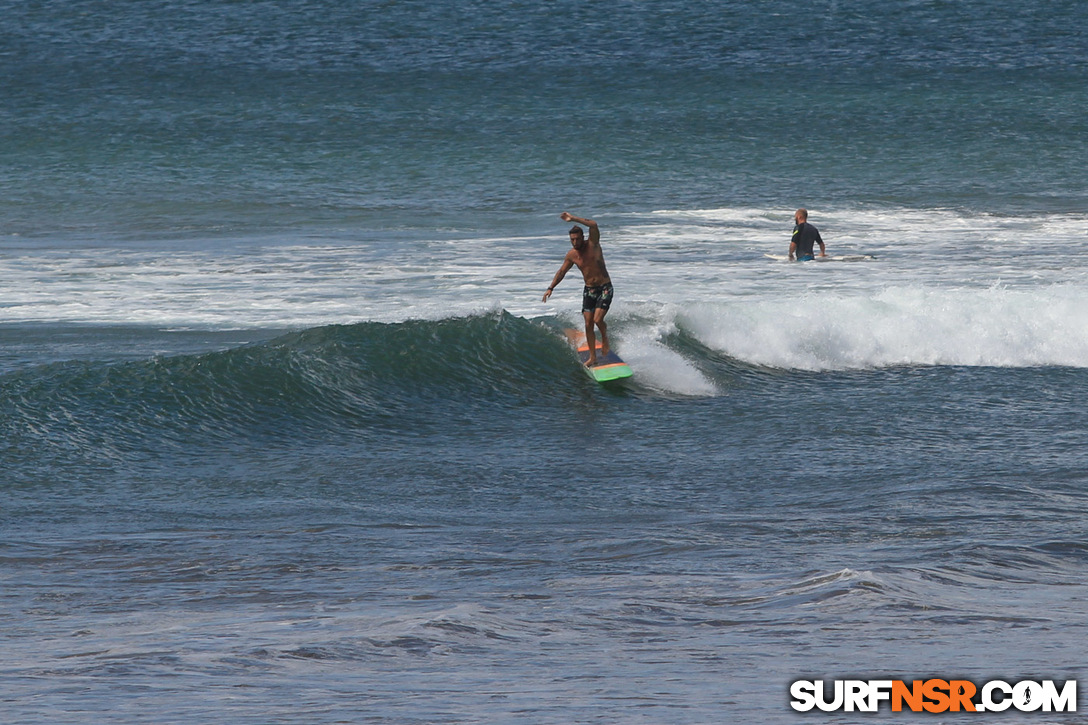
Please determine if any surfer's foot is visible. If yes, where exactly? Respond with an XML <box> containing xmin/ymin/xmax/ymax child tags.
<box><xmin>585</xmin><ymin>357</ymin><xmax>599</xmax><ymax>368</ymax></box>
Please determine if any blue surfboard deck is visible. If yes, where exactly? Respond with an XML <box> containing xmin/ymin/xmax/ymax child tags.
<box><xmin>564</xmin><ymin>329</ymin><xmax>633</xmax><ymax>383</ymax></box>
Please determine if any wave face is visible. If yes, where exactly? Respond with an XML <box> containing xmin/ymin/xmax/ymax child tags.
<box><xmin>0</xmin><ymin>313</ymin><xmax>583</xmax><ymax>465</ymax></box>
<box><xmin>10</xmin><ymin>298</ymin><xmax>1088</xmax><ymax>469</ymax></box>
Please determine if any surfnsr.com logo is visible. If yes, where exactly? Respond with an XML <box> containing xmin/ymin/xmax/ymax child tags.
<box><xmin>790</xmin><ymin>679</ymin><xmax>1077</xmax><ymax>713</ymax></box>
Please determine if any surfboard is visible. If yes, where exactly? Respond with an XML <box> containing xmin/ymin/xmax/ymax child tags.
<box><xmin>764</xmin><ymin>253</ymin><xmax>875</xmax><ymax>262</ymax></box>
<box><xmin>563</xmin><ymin>329</ymin><xmax>633</xmax><ymax>383</ymax></box>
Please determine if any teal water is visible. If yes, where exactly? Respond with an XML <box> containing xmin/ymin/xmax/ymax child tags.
<box><xmin>3</xmin><ymin>0</ymin><xmax>1086</xmax><ymax>239</ymax></box>
<box><xmin>3</xmin><ymin>2</ymin><xmax>1088</xmax><ymax>723</ymax></box>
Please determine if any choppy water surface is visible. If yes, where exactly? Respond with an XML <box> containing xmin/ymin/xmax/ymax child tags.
<box><xmin>3</xmin><ymin>1</ymin><xmax>1088</xmax><ymax>722</ymax></box>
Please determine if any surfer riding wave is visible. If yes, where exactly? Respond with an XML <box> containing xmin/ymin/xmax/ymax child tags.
<box><xmin>542</xmin><ymin>212</ymin><xmax>613</xmax><ymax>367</ymax></box>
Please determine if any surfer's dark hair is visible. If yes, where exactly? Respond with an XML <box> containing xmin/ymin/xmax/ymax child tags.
<box><xmin>569</xmin><ymin>226</ymin><xmax>584</xmax><ymax>238</ymax></box>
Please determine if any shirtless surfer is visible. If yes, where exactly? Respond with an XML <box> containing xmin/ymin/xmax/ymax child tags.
<box><xmin>542</xmin><ymin>212</ymin><xmax>613</xmax><ymax>367</ymax></box>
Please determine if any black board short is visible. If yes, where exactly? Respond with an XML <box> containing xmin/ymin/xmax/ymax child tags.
<box><xmin>582</xmin><ymin>283</ymin><xmax>614</xmax><ymax>312</ymax></box>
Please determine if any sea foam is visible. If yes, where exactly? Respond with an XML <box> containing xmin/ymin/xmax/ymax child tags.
<box><xmin>660</xmin><ymin>284</ymin><xmax>1088</xmax><ymax>371</ymax></box>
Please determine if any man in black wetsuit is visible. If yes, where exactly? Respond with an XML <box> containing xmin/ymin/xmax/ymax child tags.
<box><xmin>788</xmin><ymin>208</ymin><xmax>826</xmax><ymax>261</ymax></box>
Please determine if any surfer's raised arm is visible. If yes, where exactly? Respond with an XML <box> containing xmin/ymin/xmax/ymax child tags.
<box><xmin>560</xmin><ymin>212</ymin><xmax>599</xmax><ymax>244</ymax></box>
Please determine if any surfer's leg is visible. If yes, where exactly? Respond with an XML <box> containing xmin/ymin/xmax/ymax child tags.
<box><xmin>594</xmin><ymin>309</ymin><xmax>609</xmax><ymax>357</ymax></box>
<box><xmin>583</xmin><ymin>310</ymin><xmax>598</xmax><ymax>366</ymax></box>
<box><xmin>594</xmin><ymin>284</ymin><xmax>612</xmax><ymax>357</ymax></box>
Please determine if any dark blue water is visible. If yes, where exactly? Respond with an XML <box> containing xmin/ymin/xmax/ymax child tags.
<box><xmin>3</xmin><ymin>2</ymin><xmax>1088</xmax><ymax>722</ymax></box>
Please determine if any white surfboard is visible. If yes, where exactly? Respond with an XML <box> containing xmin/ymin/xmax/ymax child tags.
<box><xmin>764</xmin><ymin>253</ymin><xmax>875</xmax><ymax>262</ymax></box>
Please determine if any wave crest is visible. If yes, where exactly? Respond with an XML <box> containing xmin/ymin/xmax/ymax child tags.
<box><xmin>0</xmin><ymin>312</ymin><xmax>578</xmax><ymax>460</ymax></box>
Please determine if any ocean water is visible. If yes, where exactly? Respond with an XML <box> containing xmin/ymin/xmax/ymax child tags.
<box><xmin>3</xmin><ymin>1</ymin><xmax>1088</xmax><ymax>723</ymax></box>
